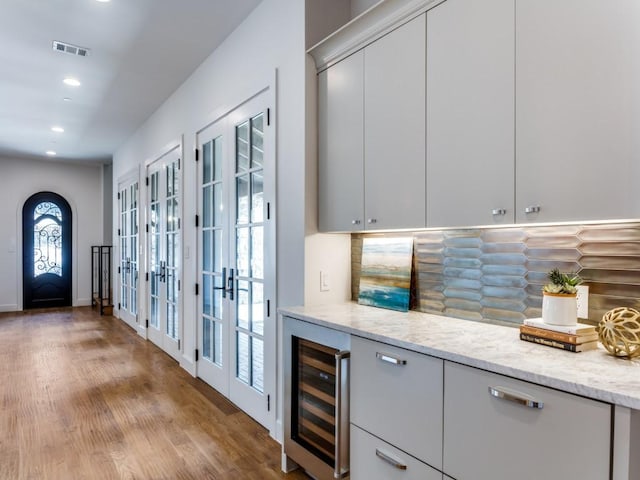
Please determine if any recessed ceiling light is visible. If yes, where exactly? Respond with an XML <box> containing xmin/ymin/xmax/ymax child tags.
<box><xmin>63</xmin><ymin>97</ymin><xmax>72</xmax><ymax>102</ymax></box>
<box><xmin>63</xmin><ymin>77</ymin><xmax>81</xmax><ymax>87</ymax></box>
<box><xmin>51</xmin><ymin>126</ymin><xmax>64</xmax><ymax>133</ymax></box>
<box><xmin>46</xmin><ymin>151</ymin><xmax>57</xmax><ymax>156</ymax></box>
<box><xmin>95</xmin><ymin>0</ymin><xmax>111</xmax><ymax>2</ymax></box>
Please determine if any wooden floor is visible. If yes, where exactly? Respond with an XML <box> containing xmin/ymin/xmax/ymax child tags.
<box><xmin>0</xmin><ymin>307</ymin><xmax>310</xmax><ymax>480</ymax></box>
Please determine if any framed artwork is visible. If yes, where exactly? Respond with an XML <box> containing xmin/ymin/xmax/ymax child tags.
<box><xmin>358</xmin><ymin>236</ymin><xmax>413</xmax><ymax>312</ymax></box>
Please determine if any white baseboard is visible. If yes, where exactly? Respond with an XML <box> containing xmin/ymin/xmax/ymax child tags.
<box><xmin>0</xmin><ymin>304</ymin><xmax>19</xmax><ymax>313</ymax></box>
<box><xmin>75</xmin><ymin>298</ymin><xmax>91</xmax><ymax>307</ymax></box>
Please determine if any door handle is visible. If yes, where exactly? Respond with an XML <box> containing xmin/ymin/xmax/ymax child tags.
<box><xmin>213</xmin><ymin>267</ymin><xmax>227</xmax><ymax>298</ymax></box>
<box><xmin>160</xmin><ymin>261</ymin><xmax>166</xmax><ymax>283</ymax></box>
<box><xmin>226</xmin><ymin>268</ymin><xmax>235</xmax><ymax>301</ymax></box>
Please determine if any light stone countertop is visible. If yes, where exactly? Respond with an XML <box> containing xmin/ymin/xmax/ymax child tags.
<box><xmin>280</xmin><ymin>302</ymin><xmax>640</xmax><ymax>410</ymax></box>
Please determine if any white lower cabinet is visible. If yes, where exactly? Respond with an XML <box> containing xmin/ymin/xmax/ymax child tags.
<box><xmin>442</xmin><ymin>361</ymin><xmax>611</xmax><ymax>480</ymax></box>
<box><xmin>350</xmin><ymin>336</ymin><xmax>443</xmax><ymax>470</ymax></box>
<box><xmin>351</xmin><ymin>425</ymin><xmax>442</xmax><ymax>480</ymax></box>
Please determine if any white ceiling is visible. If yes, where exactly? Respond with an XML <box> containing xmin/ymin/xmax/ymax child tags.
<box><xmin>0</xmin><ymin>0</ymin><xmax>262</xmax><ymax>164</ymax></box>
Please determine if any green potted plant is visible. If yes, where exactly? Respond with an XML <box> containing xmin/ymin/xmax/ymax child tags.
<box><xmin>542</xmin><ymin>268</ymin><xmax>583</xmax><ymax>326</ymax></box>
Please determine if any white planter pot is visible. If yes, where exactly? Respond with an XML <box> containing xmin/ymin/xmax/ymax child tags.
<box><xmin>542</xmin><ymin>292</ymin><xmax>578</xmax><ymax>326</ymax></box>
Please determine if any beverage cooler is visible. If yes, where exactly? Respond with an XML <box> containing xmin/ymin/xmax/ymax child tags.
<box><xmin>284</xmin><ymin>317</ymin><xmax>350</xmax><ymax>480</ymax></box>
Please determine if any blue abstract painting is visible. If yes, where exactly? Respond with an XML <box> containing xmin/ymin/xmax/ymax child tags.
<box><xmin>358</xmin><ymin>236</ymin><xmax>413</xmax><ymax>312</ymax></box>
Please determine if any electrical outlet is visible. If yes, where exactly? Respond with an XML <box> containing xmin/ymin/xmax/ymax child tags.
<box><xmin>576</xmin><ymin>285</ymin><xmax>589</xmax><ymax>319</ymax></box>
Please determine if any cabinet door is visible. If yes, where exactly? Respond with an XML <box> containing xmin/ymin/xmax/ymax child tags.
<box><xmin>516</xmin><ymin>0</ymin><xmax>640</xmax><ymax>223</ymax></box>
<box><xmin>364</xmin><ymin>14</ymin><xmax>426</xmax><ymax>230</ymax></box>
<box><xmin>351</xmin><ymin>336</ymin><xmax>443</xmax><ymax>470</ymax></box>
<box><xmin>351</xmin><ymin>425</ymin><xmax>442</xmax><ymax>480</ymax></box>
<box><xmin>443</xmin><ymin>361</ymin><xmax>611</xmax><ymax>480</ymax></box>
<box><xmin>426</xmin><ymin>0</ymin><xmax>514</xmax><ymax>227</ymax></box>
<box><xmin>318</xmin><ymin>51</ymin><xmax>365</xmax><ymax>232</ymax></box>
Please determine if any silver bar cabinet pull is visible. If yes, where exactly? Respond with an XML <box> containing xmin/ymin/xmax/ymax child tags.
<box><xmin>488</xmin><ymin>386</ymin><xmax>544</xmax><ymax>409</ymax></box>
<box><xmin>367</xmin><ymin>218</ymin><xmax>377</xmax><ymax>224</ymax></box>
<box><xmin>376</xmin><ymin>352</ymin><xmax>407</xmax><ymax>366</ymax></box>
<box><xmin>334</xmin><ymin>351</ymin><xmax>350</xmax><ymax>479</ymax></box>
<box><xmin>351</xmin><ymin>219</ymin><xmax>361</xmax><ymax>225</ymax></box>
<box><xmin>492</xmin><ymin>208</ymin><xmax>507</xmax><ymax>216</ymax></box>
<box><xmin>375</xmin><ymin>449</ymin><xmax>407</xmax><ymax>470</ymax></box>
<box><xmin>524</xmin><ymin>205</ymin><xmax>541</xmax><ymax>214</ymax></box>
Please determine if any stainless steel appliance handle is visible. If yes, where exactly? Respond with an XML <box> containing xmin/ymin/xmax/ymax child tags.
<box><xmin>334</xmin><ymin>350</ymin><xmax>350</xmax><ymax>479</ymax></box>
<box><xmin>488</xmin><ymin>386</ymin><xmax>544</xmax><ymax>409</ymax></box>
<box><xmin>375</xmin><ymin>449</ymin><xmax>407</xmax><ymax>470</ymax></box>
<box><xmin>376</xmin><ymin>352</ymin><xmax>407</xmax><ymax>366</ymax></box>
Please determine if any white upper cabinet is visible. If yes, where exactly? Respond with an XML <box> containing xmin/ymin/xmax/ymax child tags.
<box><xmin>426</xmin><ymin>0</ymin><xmax>515</xmax><ymax>228</ymax></box>
<box><xmin>364</xmin><ymin>13</ymin><xmax>426</xmax><ymax>230</ymax></box>
<box><xmin>318</xmin><ymin>51</ymin><xmax>365</xmax><ymax>232</ymax></box>
<box><xmin>317</xmin><ymin>14</ymin><xmax>426</xmax><ymax>232</ymax></box>
<box><xmin>515</xmin><ymin>0</ymin><xmax>640</xmax><ymax>223</ymax></box>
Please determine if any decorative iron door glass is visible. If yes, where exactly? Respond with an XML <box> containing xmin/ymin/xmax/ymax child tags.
<box><xmin>22</xmin><ymin>192</ymin><xmax>72</xmax><ymax>308</ymax></box>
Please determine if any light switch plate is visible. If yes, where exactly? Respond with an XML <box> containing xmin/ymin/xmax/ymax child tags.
<box><xmin>320</xmin><ymin>271</ymin><xmax>330</xmax><ymax>292</ymax></box>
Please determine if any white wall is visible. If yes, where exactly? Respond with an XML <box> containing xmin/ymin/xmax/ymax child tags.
<box><xmin>113</xmin><ymin>0</ymin><xmax>306</xmax><ymax>343</ymax></box>
<box><xmin>0</xmin><ymin>156</ymin><xmax>104</xmax><ymax>311</ymax></box>
<box><xmin>112</xmin><ymin>0</ymin><xmax>307</xmax><ymax>439</ymax></box>
<box><xmin>304</xmin><ymin>55</ymin><xmax>352</xmax><ymax>305</ymax></box>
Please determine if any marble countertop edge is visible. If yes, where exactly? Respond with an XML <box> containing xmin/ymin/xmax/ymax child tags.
<box><xmin>279</xmin><ymin>303</ymin><xmax>640</xmax><ymax>410</ymax></box>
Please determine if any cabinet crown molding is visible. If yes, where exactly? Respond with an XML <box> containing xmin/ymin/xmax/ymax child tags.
<box><xmin>307</xmin><ymin>0</ymin><xmax>442</xmax><ymax>72</ymax></box>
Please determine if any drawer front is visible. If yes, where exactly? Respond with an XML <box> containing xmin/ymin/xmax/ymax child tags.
<box><xmin>351</xmin><ymin>336</ymin><xmax>443</xmax><ymax>469</ymax></box>
<box><xmin>443</xmin><ymin>361</ymin><xmax>611</xmax><ymax>480</ymax></box>
<box><xmin>351</xmin><ymin>425</ymin><xmax>442</xmax><ymax>480</ymax></box>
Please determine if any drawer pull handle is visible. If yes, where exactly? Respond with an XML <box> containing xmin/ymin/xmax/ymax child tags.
<box><xmin>524</xmin><ymin>205</ymin><xmax>541</xmax><ymax>214</ymax></box>
<box><xmin>488</xmin><ymin>386</ymin><xmax>544</xmax><ymax>409</ymax></box>
<box><xmin>375</xmin><ymin>449</ymin><xmax>407</xmax><ymax>470</ymax></box>
<box><xmin>492</xmin><ymin>208</ymin><xmax>507</xmax><ymax>216</ymax></box>
<box><xmin>376</xmin><ymin>352</ymin><xmax>407</xmax><ymax>366</ymax></box>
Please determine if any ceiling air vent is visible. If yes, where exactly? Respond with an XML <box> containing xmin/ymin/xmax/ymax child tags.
<box><xmin>52</xmin><ymin>41</ymin><xmax>90</xmax><ymax>57</ymax></box>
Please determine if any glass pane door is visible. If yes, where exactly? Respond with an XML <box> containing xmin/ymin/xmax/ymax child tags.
<box><xmin>197</xmin><ymin>90</ymin><xmax>274</xmax><ymax>430</ymax></box>
<box><xmin>118</xmin><ymin>180</ymin><xmax>139</xmax><ymax>328</ymax></box>
<box><xmin>147</xmin><ymin>148</ymin><xmax>181</xmax><ymax>361</ymax></box>
<box><xmin>165</xmin><ymin>159</ymin><xmax>180</xmax><ymax>341</ymax></box>
<box><xmin>199</xmin><ymin>126</ymin><xmax>229</xmax><ymax>395</ymax></box>
<box><xmin>233</xmin><ymin>112</ymin><xmax>265</xmax><ymax>394</ymax></box>
<box><xmin>149</xmin><ymin>170</ymin><xmax>161</xmax><ymax>331</ymax></box>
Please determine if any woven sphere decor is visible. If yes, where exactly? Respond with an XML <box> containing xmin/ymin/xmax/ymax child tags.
<box><xmin>598</xmin><ymin>307</ymin><xmax>640</xmax><ymax>359</ymax></box>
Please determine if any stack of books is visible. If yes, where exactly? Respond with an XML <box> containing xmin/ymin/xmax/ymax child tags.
<box><xmin>519</xmin><ymin>318</ymin><xmax>599</xmax><ymax>352</ymax></box>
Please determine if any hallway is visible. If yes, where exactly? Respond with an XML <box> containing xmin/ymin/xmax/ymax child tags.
<box><xmin>0</xmin><ymin>307</ymin><xmax>308</xmax><ymax>479</ymax></box>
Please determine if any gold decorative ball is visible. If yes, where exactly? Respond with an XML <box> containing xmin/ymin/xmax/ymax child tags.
<box><xmin>598</xmin><ymin>307</ymin><xmax>640</xmax><ymax>359</ymax></box>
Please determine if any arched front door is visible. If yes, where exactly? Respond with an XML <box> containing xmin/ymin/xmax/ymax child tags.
<box><xmin>22</xmin><ymin>192</ymin><xmax>72</xmax><ymax>309</ymax></box>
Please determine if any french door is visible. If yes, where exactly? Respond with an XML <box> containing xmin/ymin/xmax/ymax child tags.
<box><xmin>197</xmin><ymin>91</ymin><xmax>275</xmax><ymax>430</ymax></box>
<box><xmin>117</xmin><ymin>179</ymin><xmax>139</xmax><ymax>328</ymax></box>
<box><xmin>147</xmin><ymin>147</ymin><xmax>182</xmax><ymax>361</ymax></box>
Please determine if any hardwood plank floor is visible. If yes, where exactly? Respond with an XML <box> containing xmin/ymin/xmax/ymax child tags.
<box><xmin>0</xmin><ymin>307</ymin><xmax>310</xmax><ymax>479</ymax></box>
